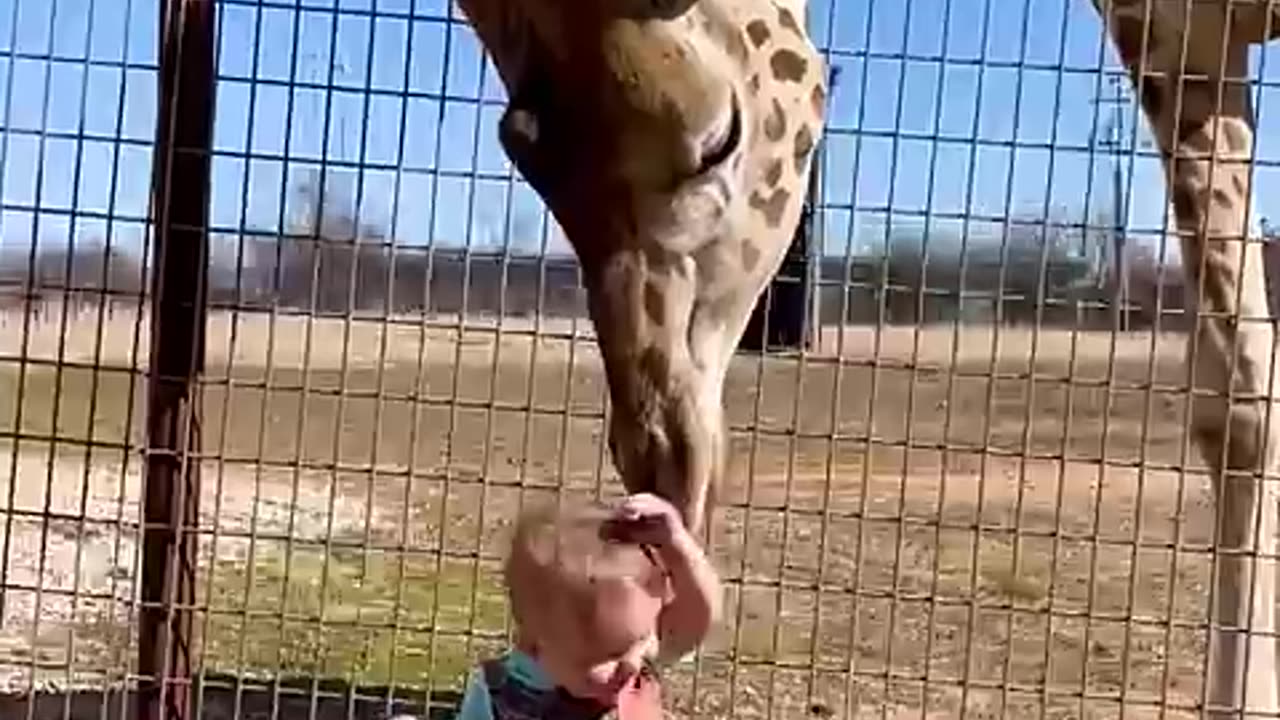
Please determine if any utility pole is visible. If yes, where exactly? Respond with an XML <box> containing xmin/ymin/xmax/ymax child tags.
<box><xmin>1091</xmin><ymin>74</ymin><xmax>1132</xmax><ymax>332</ymax></box>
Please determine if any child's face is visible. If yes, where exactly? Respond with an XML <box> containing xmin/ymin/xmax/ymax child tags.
<box><xmin>532</xmin><ymin>574</ymin><xmax>666</xmax><ymax>703</ymax></box>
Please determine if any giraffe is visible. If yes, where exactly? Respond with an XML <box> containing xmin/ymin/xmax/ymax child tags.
<box><xmin>453</xmin><ymin>0</ymin><xmax>1279</xmax><ymax>715</ymax></box>
<box><xmin>1088</xmin><ymin>0</ymin><xmax>1280</xmax><ymax>716</ymax></box>
<box><xmin>452</xmin><ymin>0</ymin><xmax>826</xmax><ymax>538</ymax></box>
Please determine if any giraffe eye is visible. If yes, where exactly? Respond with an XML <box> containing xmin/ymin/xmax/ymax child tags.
<box><xmin>695</xmin><ymin>91</ymin><xmax>741</xmax><ymax>175</ymax></box>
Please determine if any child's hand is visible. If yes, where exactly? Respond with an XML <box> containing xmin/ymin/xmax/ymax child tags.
<box><xmin>601</xmin><ymin>493</ymin><xmax>687</xmax><ymax>549</ymax></box>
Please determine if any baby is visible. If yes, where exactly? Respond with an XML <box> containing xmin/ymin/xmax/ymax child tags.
<box><xmin>455</xmin><ymin>492</ymin><xmax>722</xmax><ymax>720</ymax></box>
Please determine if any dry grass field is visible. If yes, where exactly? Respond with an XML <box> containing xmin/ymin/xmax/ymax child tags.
<box><xmin>0</xmin><ymin>302</ymin><xmax>1248</xmax><ymax>719</ymax></box>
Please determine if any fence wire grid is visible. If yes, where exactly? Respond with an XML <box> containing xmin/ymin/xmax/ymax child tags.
<box><xmin>2</xmin><ymin>0</ymin><xmax>1279</xmax><ymax>719</ymax></box>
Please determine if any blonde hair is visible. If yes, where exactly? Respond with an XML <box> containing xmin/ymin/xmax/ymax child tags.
<box><xmin>504</xmin><ymin>499</ymin><xmax>658</xmax><ymax>633</ymax></box>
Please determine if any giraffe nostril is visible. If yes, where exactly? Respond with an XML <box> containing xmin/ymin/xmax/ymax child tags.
<box><xmin>499</xmin><ymin>103</ymin><xmax>566</xmax><ymax>200</ymax></box>
<box><xmin>502</xmin><ymin>108</ymin><xmax>539</xmax><ymax>147</ymax></box>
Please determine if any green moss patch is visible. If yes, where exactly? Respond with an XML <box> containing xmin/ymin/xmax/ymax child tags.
<box><xmin>198</xmin><ymin>543</ymin><xmax>509</xmax><ymax>691</ymax></box>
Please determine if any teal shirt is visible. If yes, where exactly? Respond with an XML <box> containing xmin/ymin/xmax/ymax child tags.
<box><xmin>455</xmin><ymin>645</ymin><xmax>690</xmax><ymax>719</ymax></box>
<box><xmin>454</xmin><ymin>649</ymin><xmax>560</xmax><ymax>720</ymax></box>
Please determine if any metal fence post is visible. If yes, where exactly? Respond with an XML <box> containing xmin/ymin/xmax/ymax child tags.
<box><xmin>139</xmin><ymin>1</ymin><xmax>215</xmax><ymax>719</ymax></box>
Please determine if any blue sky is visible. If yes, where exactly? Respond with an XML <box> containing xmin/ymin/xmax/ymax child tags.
<box><xmin>4</xmin><ymin>0</ymin><xmax>1280</xmax><ymax>266</ymax></box>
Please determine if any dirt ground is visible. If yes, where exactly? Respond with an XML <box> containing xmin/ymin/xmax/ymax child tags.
<box><xmin>0</xmin><ymin>304</ymin><xmax>1252</xmax><ymax>719</ymax></box>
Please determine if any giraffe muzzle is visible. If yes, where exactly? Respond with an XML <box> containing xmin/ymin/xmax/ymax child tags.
<box><xmin>605</xmin><ymin>373</ymin><xmax>721</xmax><ymax>539</ymax></box>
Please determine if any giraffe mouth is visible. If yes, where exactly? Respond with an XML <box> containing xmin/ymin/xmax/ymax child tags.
<box><xmin>693</xmin><ymin>91</ymin><xmax>741</xmax><ymax>176</ymax></box>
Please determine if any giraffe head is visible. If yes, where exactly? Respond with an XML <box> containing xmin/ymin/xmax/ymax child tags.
<box><xmin>459</xmin><ymin>0</ymin><xmax>826</xmax><ymax>536</ymax></box>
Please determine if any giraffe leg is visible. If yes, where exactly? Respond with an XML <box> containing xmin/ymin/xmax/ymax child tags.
<box><xmin>1183</xmin><ymin>164</ymin><xmax>1280</xmax><ymax>718</ymax></box>
<box><xmin>1096</xmin><ymin>3</ymin><xmax>1280</xmax><ymax>715</ymax></box>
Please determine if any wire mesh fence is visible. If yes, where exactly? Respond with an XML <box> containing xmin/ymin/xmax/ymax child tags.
<box><xmin>2</xmin><ymin>0</ymin><xmax>1279</xmax><ymax>719</ymax></box>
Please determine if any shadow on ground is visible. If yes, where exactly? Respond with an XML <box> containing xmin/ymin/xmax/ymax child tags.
<box><xmin>0</xmin><ymin>674</ymin><xmax>462</xmax><ymax>720</ymax></box>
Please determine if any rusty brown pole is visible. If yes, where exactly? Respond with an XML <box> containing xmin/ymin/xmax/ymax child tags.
<box><xmin>139</xmin><ymin>1</ymin><xmax>214</xmax><ymax>719</ymax></box>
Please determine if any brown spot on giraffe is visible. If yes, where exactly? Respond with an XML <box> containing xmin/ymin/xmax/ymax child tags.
<box><xmin>724</xmin><ymin>25</ymin><xmax>749</xmax><ymax>63</ymax></box>
<box><xmin>1171</xmin><ymin>185</ymin><xmax>1199</xmax><ymax>223</ymax></box>
<box><xmin>747</xmin><ymin>74</ymin><xmax>761</xmax><ymax>95</ymax></box>
<box><xmin>763</xmin><ymin>98</ymin><xmax>787</xmax><ymax>141</ymax></box>
<box><xmin>763</xmin><ymin>157</ymin><xmax>783</xmax><ymax>187</ymax></box>
<box><xmin>749</xmin><ymin>188</ymin><xmax>792</xmax><ymax>228</ymax></box>
<box><xmin>793</xmin><ymin>125</ymin><xmax>815</xmax><ymax>174</ymax></box>
<box><xmin>1233</xmin><ymin>173</ymin><xmax>1248</xmax><ymax>198</ymax></box>
<box><xmin>777</xmin><ymin>7</ymin><xmax>803</xmax><ymax>38</ymax></box>
<box><xmin>746</xmin><ymin>19</ymin><xmax>770</xmax><ymax>48</ymax></box>
<box><xmin>644</xmin><ymin>280</ymin><xmax>665</xmax><ymax>326</ymax></box>
<box><xmin>810</xmin><ymin>83</ymin><xmax>826</xmax><ymax>118</ymax></box>
<box><xmin>741</xmin><ymin>240</ymin><xmax>761</xmax><ymax>272</ymax></box>
<box><xmin>770</xmin><ymin>49</ymin><xmax>808</xmax><ymax>83</ymax></box>
<box><xmin>698</xmin><ymin>291</ymin><xmax>740</xmax><ymax>324</ymax></box>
